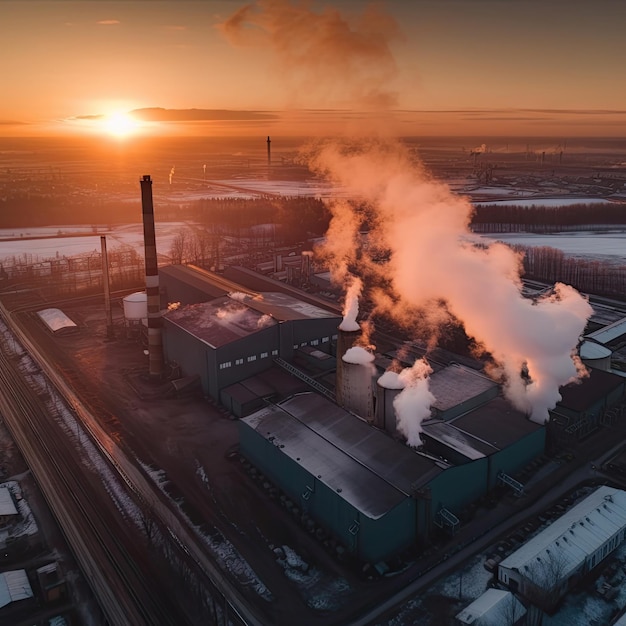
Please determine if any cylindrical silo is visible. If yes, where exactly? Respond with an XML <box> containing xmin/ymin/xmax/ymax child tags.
<box><xmin>335</xmin><ymin>326</ymin><xmax>361</xmax><ymax>406</ymax></box>
<box><xmin>580</xmin><ymin>341</ymin><xmax>612</xmax><ymax>372</ymax></box>
<box><xmin>375</xmin><ymin>371</ymin><xmax>405</xmax><ymax>434</ymax></box>
<box><xmin>123</xmin><ymin>292</ymin><xmax>148</xmax><ymax>323</ymax></box>
<box><xmin>341</xmin><ymin>346</ymin><xmax>375</xmax><ymax>421</ymax></box>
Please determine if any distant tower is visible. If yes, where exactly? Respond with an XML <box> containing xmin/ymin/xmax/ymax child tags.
<box><xmin>139</xmin><ymin>175</ymin><xmax>164</xmax><ymax>378</ymax></box>
<box><xmin>267</xmin><ymin>135</ymin><xmax>271</xmax><ymax>166</ymax></box>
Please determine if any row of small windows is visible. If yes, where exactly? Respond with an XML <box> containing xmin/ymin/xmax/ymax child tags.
<box><xmin>219</xmin><ymin>336</ymin><xmax>334</xmax><ymax>370</ymax></box>
<box><xmin>219</xmin><ymin>349</ymin><xmax>279</xmax><ymax>369</ymax></box>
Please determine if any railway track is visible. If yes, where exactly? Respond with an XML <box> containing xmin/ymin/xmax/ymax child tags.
<box><xmin>0</xmin><ymin>321</ymin><xmax>181</xmax><ymax>625</ymax></box>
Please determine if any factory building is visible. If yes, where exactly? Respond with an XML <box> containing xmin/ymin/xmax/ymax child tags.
<box><xmin>240</xmin><ymin>390</ymin><xmax>547</xmax><ymax>563</ymax></box>
<box><xmin>549</xmin><ymin>369</ymin><xmax>626</xmax><ymax>443</ymax></box>
<box><xmin>155</xmin><ymin>264</ymin><xmax>624</xmax><ymax>565</ymax></box>
<box><xmin>161</xmin><ymin>273</ymin><xmax>342</xmax><ymax>409</ymax></box>
<box><xmin>498</xmin><ymin>486</ymin><xmax>626</xmax><ymax>611</ymax></box>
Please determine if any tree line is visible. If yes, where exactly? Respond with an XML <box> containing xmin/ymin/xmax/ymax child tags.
<box><xmin>513</xmin><ymin>244</ymin><xmax>626</xmax><ymax>299</ymax></box>
<box><xmin>471</xmin><ymin>202</ymin><xmax>626</xmax><ymax>233</ymax></box>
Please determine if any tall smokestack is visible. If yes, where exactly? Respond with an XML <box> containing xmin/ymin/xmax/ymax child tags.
<box><xmin>140</xmin><ymin>175</ymin><xmax>164</xmax><ymax>377</ymax></box>
<box><xmin>100</xmin><ymin>236</ymin><xmax>114</xmax><ymax>339</ymax></box>
<box><xmin>335</xmin><ymin>325</ymin><xmax>361</xmax><ymax>406</ymax></box>
<box><xmin>267</xmin><ymin>135</ymin><xmax>271</xmax><ymax>166</ymax></box>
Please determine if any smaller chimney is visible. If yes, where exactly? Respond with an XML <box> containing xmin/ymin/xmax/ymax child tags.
<box><xmin>267</xmin><ymin>135</ymin><xmax>271</xmax><ymax>166</ymax></box>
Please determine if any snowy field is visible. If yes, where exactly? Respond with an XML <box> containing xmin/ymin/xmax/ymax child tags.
<box><xmin>475</xmin><ymin>197</ymin><xmax>615</xmax><ymax>207</ymax></box>
<box><xmin>477</xmin><ymin>230</ymin><xmax>626</xmax><ymax>259</ymax></box>
<box><xmin>0</xmin><ymin>223</ymin><xmax>188</xmax><ymax>265</ymax></box>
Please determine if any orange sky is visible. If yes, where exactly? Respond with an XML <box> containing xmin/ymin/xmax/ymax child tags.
<box><xmin>2</xmin><ymin>0</ymin><xmax>626</xmax><ymax>138</ymax></box>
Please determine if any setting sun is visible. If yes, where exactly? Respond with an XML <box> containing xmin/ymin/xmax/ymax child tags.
<box><xmin>103</xmin><ymin>112</ymin><xmax>139</xmax><ymax>138</ymax></box>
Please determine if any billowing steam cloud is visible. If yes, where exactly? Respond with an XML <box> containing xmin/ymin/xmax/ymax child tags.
<box><xmin>470</xmin><ymin>143</ymin><xmax>487</xmax><ymax>155</ymax></box>
<box><xmin>169</xmin><ymin>166</ymin><xmax>175</xmax><ymax>185</ymax></box>
<box><xmin>312</xmin><ymin>139</ymin><xmax>592</xmax><ymax>424</ymax></box>
<box><xmin>219</xmin><ymin>0</ymin><xmax>402</xmax><ymax>109</ymax></box>
<box><xmin>394</xmin><ymin>358</ymin><xmax>435</xmax><ymax>447</ymax></box>
<box><xmin>339</xmin><ymin>275</ymin><xmax>362</xmax><ymax>331</ymax></box>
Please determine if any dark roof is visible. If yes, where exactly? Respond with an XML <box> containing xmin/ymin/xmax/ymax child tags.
<box><xmin>242</xmin><ymin>292</ymin><xmax>341</xmax><ymax>322</ymax></box>
<box><xmin>557</xmin><ymin>368</ymin><xmax>625</xmax><ymax>413</ymax></box>
<box><xmin>163</xmin><ymin>296</ymin><xmax>276</xmax><ymax>347</ymax></box>
<box><xmin>452</xmin><ymin>396</ymin><xmax>543</xmax><ymax>449</ymax></box>
<box><xmin>242</xmin><ymin>392</ymin><xmax>442</xmax><ymax>519</ymax></box>
<box><xmin>422</xmin><ymin>421</ymin><xmax>499</xmax><ymax>459</ymax></box>
<box><xmin>160</xmin><ymin>264</ymin><xmax>257</xmax><ymax>300</ymax></box>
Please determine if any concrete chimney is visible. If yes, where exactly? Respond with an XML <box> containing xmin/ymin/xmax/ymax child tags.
<box><xmin>335</xmin><ymin>325</ymin><xmax>361</xmax><ymax>407</ymax></box>
<box><xmin>267</xmin><ymin>135</ymin><xmax>271</xmax><ymax>166</ymax></box>
<box><xmin>140</xmin><ymin>175</ymin><xmax>164</xmax><ymax>377</ymax></box>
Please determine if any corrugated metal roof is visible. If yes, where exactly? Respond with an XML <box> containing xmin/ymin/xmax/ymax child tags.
<box><xmin>0</xmin><ymin>569</ymin><xmax>33</xmax><ymax>608</ymax></box>
<box><xmin>242</xmin><ymin>393</ymin><xmax>442</xmax><ymax>518</ymax></box>
<box><xmin>160</xmin><ymin>264</ymin><xmax>257</xmax><ymax>300</ymax></box>
<box><xmin>456</xmin><ymin>589</ymin><xmax>526</xmax><ymax>625</ymax></box>
<box><xmin>163</xmin><ymin>297</ymin><xmax>277</xmax><ymax>348</ymax></box>
<box><xmin>499</xmin><ymin>486</ymin><xmax>626</xmax><ymax>587</ymax></box>
<box><xmin>36</xmin><ymin>308</ymin><xmax>77</xmax><ymax>333</ymax></box>
<box><xmin>586</xmin><ymin>318</ymin><xmax>626</xmax><ymax>346</ymax></box>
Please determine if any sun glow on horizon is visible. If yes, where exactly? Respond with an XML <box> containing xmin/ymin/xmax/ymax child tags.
<box><xmin>102</xmin><ymin>111</ymin><xmax>140</xmax><ymax>138</ymax></box>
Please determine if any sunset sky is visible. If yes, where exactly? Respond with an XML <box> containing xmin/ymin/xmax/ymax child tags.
<box><xmin>2</xmin><ymin>0</ymin><xmax>626</xmax><ymax>138</ymax></box>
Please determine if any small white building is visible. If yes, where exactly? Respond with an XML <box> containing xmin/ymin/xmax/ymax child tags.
<box><xmin>498</xmin><ymin>486</ymin><xmax>626</xmax><ymax>609</ymax></box>
<box><xmin>455</xmin><ymin>588</ymin><xmax>526</xmax><ymax>625</ymax></box>
<box><xmin>0</xmin><ymin>486</ymin><xmax>18</xmax><ymax>525</ymax></box>
<box><xmin>0</xmin><ymin>569</ymin><xmax>33</xmax><ymax>608</ymax></box>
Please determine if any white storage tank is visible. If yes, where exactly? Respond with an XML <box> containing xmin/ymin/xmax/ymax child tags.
<box><xmin>123</xmin><ymin>291</ymin><xmax>148</xmax><ymax>323</ymax></box>
<box><xmin>341</xmin><ymin>346</ymin><xmax>375</xmax><ymax>421</ymax></box>
<box><xmin>580</xmin><ymin>340</ymin><xmax>612</xmax><ymax>372</ymax></box>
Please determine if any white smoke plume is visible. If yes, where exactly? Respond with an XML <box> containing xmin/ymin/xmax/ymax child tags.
<box><xmin>169</xmin><ymin>166</ymin><xmax>175</xmax><ymax>185</ymax></box>
<box><xmin>394</xmin><ymin>358</ymin><xmax>434</xmax><ymax>447</ymax></box>
<box><xmin>203</xmin><ymin>163</ymin><xmax>207</xmax><ymax>177</ymax></box>
<box><xmin>219</xmin><ymin>0</ymin><xmax>402</xmax><ymax>109</ymax></box>
<box><xmin>311</xmin><ymin>139</ymin><xmax>592</xmax><ymax>424</ymax></box>
<box><xmin>343</xmin><ymin>345</ymin><xmax>375</xmax><ymax>368</ymax></box>
<box><xmin>167</xmin><ymin>301</ymin><xmax>181</xmax><ymax>311</ymax></box>
<box><xmin>339</xmin><ymin>275</ymin><xmax>362</xmax><ymax>332</ymax></box>
<box><xmin>470</xmin><ymin>143</ymin><xmax>487</xmax><ymax>155</ymax></box>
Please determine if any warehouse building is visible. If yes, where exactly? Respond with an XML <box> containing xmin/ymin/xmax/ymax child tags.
<box><xmin>162</xmin><ymin>289</ymin><xmax>341</xmax><ymax>407</ymax></box>
<box><xmin>455</xmin><ymin>589</ymin><xmax>526</xmax><ymax>626</ymax></box>
<box><xmin>498</xmin><ymin>486</ymin><xmax>626</xmax><ymax>611</ymax></box>
<box><xmin>240</xmin><ymin>390</ymin><xmax>547</xmax><ymax>563</ymax></box>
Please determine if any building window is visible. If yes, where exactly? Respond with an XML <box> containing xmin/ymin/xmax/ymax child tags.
<box><xmin>271</xmin><ymin>349</ymin><xmax>279</xmax><ymax>356</ymax></box>
<box><xmin>311</xmin><ymin>339</ymin><xmax>319</xmax><ymax>346</ymax></box>
<box><xmin>219</xmin><ymin>361</ymin><xmax>232</xmax><ymax>370</ymax></box>
<box><xmin>235</xmin><ymin>358</ymin><xmax>244</xmax><ymax>365</ymax></box>
<box><xmin>260</xmin><ymin>352</ymin><xmax>268</xmax><ymax>359</ymax></box>
<box><xmin>322</xmin><ymin>336</ymin><xmax>329</xmax><ymax>343</ymax></box>
<box><xmin>293</xmin><ymin>344</ymin><xmax>299</xmax><ymax>350</ymax></box>
<box><xmin>332</xmin><ymin>334</ymin><xmax>338</xmax><ymax>340</ymax></box>
<box><xmin>247</xmin><ymin>355</ymin><xmax>257</xmax><ymax>362</ymax></box>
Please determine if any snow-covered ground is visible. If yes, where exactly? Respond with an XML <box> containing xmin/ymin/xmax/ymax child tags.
<box><xmin>475</xmin><ymin>197</ymin><xmax>616</xmax><ymax>207</ymax></box>
<box><xmin>0</xmin><ymin>223</ymin><xmax>188</xmax><ymax>265</ymax></box>
<box><xmin>477</xmin><ymin>230</ymin><xmax>626</xmax><ymax>259</ymax></box>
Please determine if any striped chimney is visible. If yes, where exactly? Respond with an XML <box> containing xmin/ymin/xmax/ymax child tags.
<box><xmin>140</xmin><ymin>175</ymin><xmax>164</xmax><ymax>377</ymax></box>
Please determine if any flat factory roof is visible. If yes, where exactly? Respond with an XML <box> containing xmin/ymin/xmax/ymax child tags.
<box><xmin>558</xmin><ymin>368</ymin><xmax>625</xmax><ymax>413</ymax></box>
<box><xmin>240</xmin><ymin>291</ymin><xmax>341</xmax><ymax>322</ymax></box>
<box><xmin>429</xmin><ymin>364</ymin><xmax>498</xmax><ymax>413</ymax></box>
<box><xmin>160</xmin><ymin>264</ymin><xmax>257</xmax><ymax>300</ymax></box>
<box><xmin>422</xmin><ymin>421</ymin><xmax>499</xmax><ymax>460</ymax></box>
<box><xmin>452</xmin><ymin>396</ymin><xmax>542</xmax><ymax>449</ymax></box>
<box><xmin>586</xmin><ymin>317</ymin><xmax>626</xmax><ymax>347</ymax></box>
<box><xmin>163</xmin><ymin>296</ymin><xmax>277</xmax><ymax>348</ymax></box>
<box><xmin>242</xmin><ymin>392</ymin><xmax>442</xmax><ymax>519</ymax></box>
